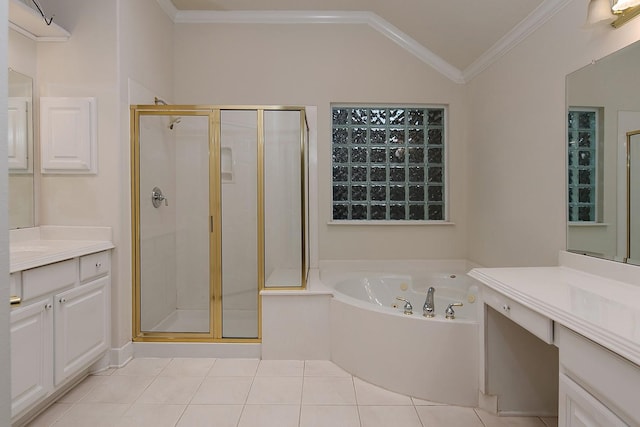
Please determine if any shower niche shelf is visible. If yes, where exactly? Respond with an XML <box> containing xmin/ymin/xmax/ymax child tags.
<box><xmin>221</xmin><ymin>146</ymin><xmax>234</xmax><ymax>183</ymax></box>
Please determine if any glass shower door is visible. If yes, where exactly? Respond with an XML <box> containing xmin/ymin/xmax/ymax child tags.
<box><xmin>132</xmin><ymin>105</ymin><xmax>307</xmax><ymax>342</ymax></box>
<box><xmin>220</xmin><ymin>110</ymin><xmax>259</xmax><ymax>338</ymax></box>
<box><xmin>136</xmin><ymin>113</ymin><xmax>212</xmax><ymax>336</ymax></box>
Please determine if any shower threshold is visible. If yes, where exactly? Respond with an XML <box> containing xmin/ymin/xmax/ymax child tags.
<box><xmin>150</xmin><ymin>309</ymin><xmax>209</xmax><ymax>333</ymax></box>
<box><xmin>147</xmin><ymin>309</ymin><xmax>259</xmax><ymax>337</ymax></box>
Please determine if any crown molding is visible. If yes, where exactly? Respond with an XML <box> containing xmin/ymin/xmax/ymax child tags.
<box><xmin>156</xmin><ymin>0</ymin><xmax>571</xmax><ymax>84</ymax></box>
<box><xmin>156</xmin><ymin>3</ymin><xmax>465</xmax><ymax>83</ymax></box>
<box><xmin>156</xmin><ymin>0</ymin><xmax>179</xmax><ymax>21</ymax></box>
<box><xmin>462</xmin><ymin>0</ymin><xmax>572</xmax><ymax>82</ymax></box>
<box><xmin>364</xmin><ymin>12</ymin><xmax>465</xmax><ymax>84</ymax></box>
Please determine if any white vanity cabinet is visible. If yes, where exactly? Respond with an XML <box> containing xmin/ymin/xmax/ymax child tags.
<box><xmin>10</xmin><ymin>297</ymin><xmax>53</xmax><ymax>416</ymax></box>
<box><xmin>559</xmin><ymin>375</ymin><xmax>626</xmax><ymax>427</ymax></box>
<box><xmin>470</xmin><ymin>259</ymin><xmax>640</xmax><ymax>427</ymax></box>
<box><xmin>557</xmin><ymin>325</ymin><xmax>640</xmax><ymax>427</ymax></box>
<box><xmin>54</xmin><ymin>276</ymin><xmax>109</xmax><ymax>385</ymax></box>
<box><xmin>10</xmin><ymin>249</ymin><xmax>111</xmax><ymax>421</ymax></box>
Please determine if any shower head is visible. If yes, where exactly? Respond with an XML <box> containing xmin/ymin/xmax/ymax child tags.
<box><xmin>168</xmin><ymin>117</ymin><xmax>181</xmax><ymax>130</ymax></box>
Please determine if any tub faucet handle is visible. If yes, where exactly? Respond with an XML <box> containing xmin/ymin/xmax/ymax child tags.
<box><xmin>423</xmin><ymin>286</ymin><xmax>435</xmax><ymax>318</ymax></box>
<box><xmin>395</xmin><ymin>297</ymin><xmax>413</xmax><ymax>315</ymax></box>
<box><xmin>445</xmin><ymin>302</ymin><xmax>463</xmax><ymax>320</ymax></box>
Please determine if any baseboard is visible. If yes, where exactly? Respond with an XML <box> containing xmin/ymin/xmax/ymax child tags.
<box><xmin>132</xmin><ymin>342</ymin><xmax>261</xmax><ymax>358</ymax></box>
<box><xmin>498</xmin><ymin>410</ymin><xmax>559</xmax><ymax>417</ymax></box>
<box><xmin>478</xmin><ymin>391</ymin><xmax>498</xmax><ymax>413</ymax></box>
<box><xmin>108</xmin><ymin>341</ymin><xmax>134</xmax><ymax>368</ymax></box>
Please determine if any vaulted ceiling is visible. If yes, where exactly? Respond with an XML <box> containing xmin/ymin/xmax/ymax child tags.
<box><xmin>167</xmin><ymin>0</ymin><xmax>569</xmax><ymax>83</ymax></box>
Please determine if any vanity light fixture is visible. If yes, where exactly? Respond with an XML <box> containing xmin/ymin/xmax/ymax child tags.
<box><xmin>611</xmin><ymin>0</ymin><xmax>640</xmax><ymax>26</ymax></box>
<box><xmin>585</xmin><ymin>0</ymin><xmax>615</xmax><ymax>25</ymax></box>
<box><xmin>612</xmin><ymin>0</ymin><xmax>640</xmax><ymax>11</ymax></box>
<box><xmin>585</xmin><ymin>0</ymin><xmax>640</xmax><ymax>27</ymax></box>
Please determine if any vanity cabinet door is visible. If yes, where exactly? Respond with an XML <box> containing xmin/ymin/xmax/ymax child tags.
<box><xmin>54</xmin><ymin>277</ymin><xmax>109</xmax><ymax>385</ymax></box>
<box><xmin>559</xmin><ymin>374</ymin><xmax>626</xmax><ymax>427</ymax></box>
<box><xmin>10</xmin><ymin>298</ymin><xmax>54</xmax><ymax>417</ymax></box>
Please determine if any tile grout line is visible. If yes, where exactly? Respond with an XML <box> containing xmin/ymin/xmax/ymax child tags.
<box><xmin>170</xmin><ymin>357</ymin><xmax>211</xmax><ymax>427</ymax></box>
<box><xmin>235</xmin><ymin>360</ymin><xmax>259</xmax><ymax>427</ymax></box>
<box><xmin>298</xmin><ymin>361</ymin><xmax>306</xmax><ymax>427</ymax></box>
<box><xmin>351</xmin><ymin>374</ymin><xmax>365</xmax><ymax>427</ymax></box>
<box><xmin>473</xmin><ymin>408</ymin><xmax>489</xmax><ymax>427</ymax></box>
<box><xmin>412</xmin><ymin>399</ymin><xmax>426</xmax><ymax>427</ymax></box>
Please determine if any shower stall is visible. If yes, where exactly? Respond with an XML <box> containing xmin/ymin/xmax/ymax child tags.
<box><xmin>130</xmin><ymin>105</ymin><xmax>309</xmax><ymax>342</ymax></box>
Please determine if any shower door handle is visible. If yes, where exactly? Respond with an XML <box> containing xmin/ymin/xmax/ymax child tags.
<box><xmin>151</xmin><ymin>187</ymin><xmax>168</xmax><ymax>208</ymax></box>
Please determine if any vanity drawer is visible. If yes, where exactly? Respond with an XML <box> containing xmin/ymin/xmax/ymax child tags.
<box><xmin>482</xmin><ymin>286</ymin><xmax>553</xmax><ymax>344</ymax></box>
<box><xmin>10</xmin><ymin>272</ymin><xmax>22</xmax><ymax>302</ymax></box>
<box><xmin>22</xmin><ymin>259</ymin><xmax>77</xmax><ymax>301</ymax></box>
<box><xmin>80</xmin><ymin>251</ymin><xmax>110</xmax><ymax>282</ymax></box>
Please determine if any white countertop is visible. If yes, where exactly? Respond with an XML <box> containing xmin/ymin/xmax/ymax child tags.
<box><xmin>10</xmin><ymin>226</ymin><xmax>114</xmax><ymax>273</ymax></box>
<box><xmin>469</xmin><ymin>260</ymin><xmax>640</xmax><ymax>367</ymax></box>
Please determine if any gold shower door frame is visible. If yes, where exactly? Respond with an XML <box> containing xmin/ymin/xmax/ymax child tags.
<box><xmin>130</xmin><ymin>105</ymin><xmax>308</xmax><ymax>343</ymax></box>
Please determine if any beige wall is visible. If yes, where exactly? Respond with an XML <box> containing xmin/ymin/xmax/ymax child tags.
<box><xmin>35</xmin><ymin>0</ymin><xmax>122</xmax><ymax>346</ymax></box>
<box><xmin>467</xmin><ymin>0</ymin><xmax>640</xmax><ymax>267</ymax></box>
<box><xmin>118</xmin><ymin>0</ymin><xmax>174</xmax><ymax>346</ymax></box>
<box><xmin>32</xmin><ymin>0</ymin><xmax>174</xmax><ymax>348</ymax></box>
<box><xmin>174</xmin><ymin>23</ymin><xmax>470</xmax><ymax>261</ymax></box>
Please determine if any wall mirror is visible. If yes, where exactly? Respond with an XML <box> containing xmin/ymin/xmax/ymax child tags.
<box><xmin>566</xmin><ymin>40</ymin><xmax>640</xmax><ymax>263</ymax></box>
<box><xmin>8</xmin><ymin>68</ymin><xmax>35</xmax><ymax>229</ymax></box>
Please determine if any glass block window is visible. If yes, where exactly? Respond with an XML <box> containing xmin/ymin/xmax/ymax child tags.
<box><xmin>567</xmin><ymin>108</ymin><xmax>598</xmax><ymax>222</ymax></box>
<box><xmin>331</xmin><ymin>105</ymin><xmax>446</xmax><ymax>221</ymax></box>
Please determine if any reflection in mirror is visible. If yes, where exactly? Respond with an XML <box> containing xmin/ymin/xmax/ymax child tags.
<box><xmin>8</xmin><ymin>69</ymin><xmax>35</xmax><ymax>229</ymax></box>
<box><xmin>566</xmin><ymin>40</ymin><xmax>640</xmax><ymax>263</ymax></box>
<box><xmin>628</xmin><ymin>131</ymin><xmax>640</xmax><ymax>265</ymax></box>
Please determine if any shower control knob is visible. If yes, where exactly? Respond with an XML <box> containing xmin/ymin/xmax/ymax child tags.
<box><xmin>151</xmin><ymin>187</ymin><xmax>168</xmax><ymax>208</ymax></box>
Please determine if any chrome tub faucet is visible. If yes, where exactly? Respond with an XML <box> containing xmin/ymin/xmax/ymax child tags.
<box><xmin>423</xmin><ymin>286</ymin><xmax>435</xmax><ymax>317</ymax></box>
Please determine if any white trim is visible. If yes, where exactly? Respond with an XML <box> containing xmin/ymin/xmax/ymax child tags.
<box><xmin>364</xmin><ymin>12</ymin><xmax>464</xmax><ymax>84</ymax></box>
<box><xmin>109</xmin><ymin>341</ymin><xmax>134</xmax><ymax>368</ymax></box>
<box><xmin>155</xmin><ymin>1</ymin><xmax>570</xmax><ymax>83</ymax></box>
<box><xmin>463</xmin><ymin>0</ymin><xmax>572</xmax><ymax>81</ymax></box>
<box><xmin>132</xmin><ymin>342</ymin><xmax>261</xmax><ymax>358</ymax></box>
<box><xmin>156</xmin><ymin>0</ymin><xmax>179</xmax><ymax>21</ymax></box>
<box><xmin>159</xmin><ymin>6</ymin><xmax>465</xmax><ymax>83</ymax></box>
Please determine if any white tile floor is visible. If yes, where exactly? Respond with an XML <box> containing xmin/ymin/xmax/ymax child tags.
<box><xmin>25</xmin><ymin>358</ymin><xmax>559</xmax><ymax>427</ymax></box>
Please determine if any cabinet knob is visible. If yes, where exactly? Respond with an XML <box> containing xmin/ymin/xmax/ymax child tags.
<box><xmin>45</xmin><ymin>303</ymin><xmax>52</xmax><ymax>310</ymax></box>
<box><xmin>502</xmin><ymin>304</ymin><xmax>511</xmax><ymax>312</ymax></box>
<box><xmin>59</xmin><ymin>298</ymin><xmax>67</xmax><ymax>304</ymax></box>
<box><xmin>95</xmin><ymin>262</ymin><xmax>102</xmax><ymax>269</ymax></box>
